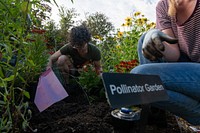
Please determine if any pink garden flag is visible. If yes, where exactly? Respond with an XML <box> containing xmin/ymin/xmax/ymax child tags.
<box><xmin>34</xmin><ymin>68</ymin><xmax>68</xmax><ymax>112</ymax></box>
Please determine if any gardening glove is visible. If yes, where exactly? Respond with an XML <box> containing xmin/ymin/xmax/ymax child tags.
<box><xmin>142</xmin><ymin>29</ymin><xmax>178</xmax><ymax>61</ymax></box>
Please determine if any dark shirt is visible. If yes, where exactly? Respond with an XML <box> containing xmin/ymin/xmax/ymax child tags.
<box><xmin>60</xmin><ymin>43</ymin><xmax>101</xmax><ymax>68</ymax></box>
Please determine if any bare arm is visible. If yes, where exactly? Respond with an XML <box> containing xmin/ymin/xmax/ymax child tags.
<box><xmin>161</xmin><ymin>28</ymin><xmax>180</xmax><ymax>61</ymax></box>
<box><xmin>46</xmin><ymin>50</ymin><xmax>62</xmax><ymax>69</ymax></box>
<box><xmin>93</xmin><ymin>60</ymin><xmax>102</xmax><ymax>75</ymax></box>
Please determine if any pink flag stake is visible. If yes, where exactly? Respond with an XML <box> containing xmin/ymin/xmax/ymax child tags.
<box><xmin>34</xmin><ymin>68</ymin><xmax>68</xmax><ymax>112</ymax></box>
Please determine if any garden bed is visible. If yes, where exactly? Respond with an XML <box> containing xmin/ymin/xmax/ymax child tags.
<box><xmin>25</xmin><ymin>83</ymin><xmax>182</xmax><ymax>133</ymax></box>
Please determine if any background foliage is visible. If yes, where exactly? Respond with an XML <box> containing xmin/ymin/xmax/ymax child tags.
<box><xmin>0</xmin><ymin>0</ymin><xmax>54</xmax><ymax>132</ymax></box>
<box><xmin>0</xmin><ymin>0</ymin><xmax>155</xmax><ymax>132</ymax></box>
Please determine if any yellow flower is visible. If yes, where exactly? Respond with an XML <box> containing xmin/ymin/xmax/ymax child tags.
<box><xmin>121</xmin><ymin>23</ymin><xmax>126</xmax><ymax>27</ymax></box>
<box><xmin>142</xmin><ymin>18</ymin><xmax>148</xmax><ymax>23</ymax></box>
<box><xmin>134</xmin><ymin>11</ymin><xmax>141</xmax><ymax>16</ymax></box>
<box><xmin>136</xmin><ymin>18</ymin><xmax>142</xmax><ymax>25</ymax></box>
<box><xmin>146</xmin><ymin>24</ymin><xmax>151</xmax><ymax>29</ymax></box>
<box><xmin>113</xmin><ymin>37</ymin><xmax>118</xmax><ymax>41</ymax></box>
<box><xmin>150</xmin><ymin>22</ymin><xmax>156</xmax><ymax>28</ymax></box>
<box><xmin>139</xmin><ymin>18</ymin><xmax>147</xmax><ymax>25</ymax></box>
<box><xmin>116</xmin><ymin>44</ymin><xmax>120</xmax><ymax>49</ymax></box>
<box><xmin>93</xmin><ymin>35</ymin><xmax>99</xmax><ymax>39</ymax></box>
<box><xmin>93</xmin><ymin>35</ymin><xmax>103</xmax><ymax>40</ymax></box>
<box><xmin>125</xmin><ymin>17</ymin><xmax>132</xmax><ymax>22</ymax></box>
<box><xmin>125</xmin><ymin>21</ymin><xmax>132</xmax><ymax>26</ymax></box>
<box><xmin>117</xmin><ymin>31</ymin><xmax>123</xmax><ymax>38</ymax></box>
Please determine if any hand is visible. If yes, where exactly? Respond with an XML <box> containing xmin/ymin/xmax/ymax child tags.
<box><xmin>142</xmin><ymin>29</ymin><xmax>178</xmax><ymax>61</ymax></box>
<box><xmin>46</xmin><ymin>65</ymin><xmax>51</xmax><ymax>70</ymax></box>
<box><xmin>46</xmin><ymin>59</ymin><xmax>53</xmax><ymax>70</ymax></box>
<box><xmin>98</xmin><ymin>72</ymin><xmax>103</xmax><ymax>78</ymax></box>
<box><xmin>46</xmin><ymin>61</ymin><xmax>52</xmax><ymax>70</ymax></box>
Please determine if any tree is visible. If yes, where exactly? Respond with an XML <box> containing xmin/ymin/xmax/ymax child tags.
<box><xmin>82</xmin><ymin>12</ymin><xmax>114</xmax><ymax>39</ymax></box>
<box><xmin>59</xmin><ymin>7</ymin><xmax>79</xmax><ymax>43</ymax></box>
<box><xmin>45</xmin><ymin>20</ymin><xmax>60</xmax><ymax>48</ymax></box>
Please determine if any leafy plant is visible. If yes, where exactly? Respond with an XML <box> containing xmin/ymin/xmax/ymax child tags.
<box><xmin>0</xmin><ymin>0</ymin><xmax>56</xmax><ymax>132</ymax></box>
<box><xmin>78</xmin><ymin>64</ymin><xmax>105</xmax><ymax>103</ymax></box>
<box><xmin>99</xmin><ymin>11</ymin><xmax>156</xmax><ymax>72</ymax></box>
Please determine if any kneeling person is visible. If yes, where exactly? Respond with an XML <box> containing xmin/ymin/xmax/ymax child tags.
<box><xmin>46</xmin><ymin>25</ymin><xmax>102</xmax><ymax>84</ymax></box>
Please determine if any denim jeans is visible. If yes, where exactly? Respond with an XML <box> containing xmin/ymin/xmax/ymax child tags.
<box><xmin>130</xmin><ymin>33</ymin><xmax>200</xmax><ymax>125</ymax></box>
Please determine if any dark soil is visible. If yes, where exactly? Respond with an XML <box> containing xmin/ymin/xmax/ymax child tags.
<box><xmin>26</xmin><ymin>83</ymin><xmax>181</xmax><ymax>133</ymax></box>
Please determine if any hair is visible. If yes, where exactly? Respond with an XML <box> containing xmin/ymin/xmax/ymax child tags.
<box><xmin>68</xmin><ymin>25</ymin><xmax>91</xmax><ymax>47</ymax></box>
<box><xmin>168</xmin><ymin>0</ymin><xmax>178</xmax><ymax>17</ymax></box>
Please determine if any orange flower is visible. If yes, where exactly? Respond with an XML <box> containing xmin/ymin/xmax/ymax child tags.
<box><xmin>115</xmin><ymin>59</ymin><xmax>139</xmax><ymax>73</ymax></box>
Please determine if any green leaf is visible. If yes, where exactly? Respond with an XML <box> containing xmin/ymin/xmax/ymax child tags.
<box><xmin>0</xmin><ymin>1</ymin><xmax>12</xmax><ymax>15</ymax></box>
<box><xmin>28</xmin><ymin>59</ymin><xmax>36</xmax><ymax>66</ymax></box>
<box><xmin>22</xmin><ymin>121</ymin><xmax>28</xmax><ymax>130</ymax></box>
<box><xmin>21</xmin><ymin>1</ymin><xmax>29</xmax><ymax>13</ymax></box>
<box><xmin>52</xmin><ymin>0</ymin><xmax>59</xmax><ymax>7</ymax></box>
<box><xmin>0</xmin><ymin>67</ymin><xmax>5</xmax><ymax>78</ymax></box>
<box><xmin>0</xmin><ymin>100</ymin><xmax>6</xmax><ymax>105</ymax></box>
<box><xmin>17</xmin><ymin>73</ymin><xmax>27</xmax><ymax>84</ymax></box>
<box><xmin>23</xmin><ymin>90</ymin><xmax>30</xmax><ymax>99</ymax></box>
<box><xmin>3</xmin><ymin>75</ymin><xmax>14</xmax><ymax>82</ymax></box>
